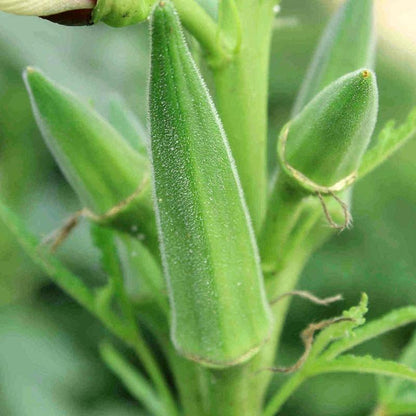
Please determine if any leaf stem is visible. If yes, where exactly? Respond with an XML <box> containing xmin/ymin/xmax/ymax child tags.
<box><xmin>174</xmin><ymin>0</ymin><xmax>231</xmax><ymax>63</ymax></box>
<box><xmin>100</xmin><ymin>342</ymin><xmax>167</xmax><ymax>416</ymax></box>
<box><xmin>99</xmin><ymin>230</ymin><xmax>179</xmax><ymax>416</ymax></box>
<box><xmin>262</xmin><ymin>372</ymin><xmax>306</xmax><ymax>416</ymax></box>
<box><xmin>211</xmin><ymin>0</ymin><xmax>275</xmax><ymax>232</ymax></box>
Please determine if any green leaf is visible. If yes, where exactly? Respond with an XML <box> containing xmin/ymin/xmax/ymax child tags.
<box><xmin>108</xmin><ymin>96</ymin><xmax>148</xmax><ymax>156</ymax></box>
<box><xmin>0</xmin><ymin>199</ymin><xmax>132</xmax><ymax>343</ymax></box>
<box><xmin>359</xmin><ymin>108</ymin><xmax>416</xmax><ymax>179</ymax></box>
<box><xmin>378</xmin><ymin>331</ymin><xmax>416</xmax><ymax>413</ymax></box>
<box><xmin>280</xmin><ymin>70</ymin><xmax>378</xmax><ymax>191</ymax></box>
<box><xmin>310</xmin><ymin>293</ymin><xmax>368</xmax><ymax>359</ymax></box>
<box><xmin>99</xmin><ymin>343</ymin><xmax>167</xmax><ymax>416</ymax></box>
<box><xmin>149</xmin><ymin>1</ymin><xmax>271</xmax><ymax>367</ymax></box>
<box><xmin>293</xmin><ymin>0</ymin><xmax>375</xmax><ymax>115</ymax></box>
<box><xmin>0</xmin><ymin>199</ymin><xmax>95</xmax><ymax>313</ymax></box>
<box><xmin>307</xmin><ymin>355</ymin><xmax>416</xmax><ymax>385</ymax></box>
<box><xmin>24</xmin><ymin>68</ymin><xmax>158</xmax><ymax>252</ymax></box>
<box><xmin>322</xmin><ymin>306</ymin><xmax>416</xmax><ymax>360</ymax></box>
<box><xmin>383</xmin><ymin>401</ymin><xmax>416</xmax><ymax>416</ymax></box>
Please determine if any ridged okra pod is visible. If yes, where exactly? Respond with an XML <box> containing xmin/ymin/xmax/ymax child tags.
<box><xmin>149</xmin><ymin>1</ymin><xmax>272</xmax><ymax>367</ymax></box>
<box><xmin>281</xmin><ymin>69</ymin><xmax>378</xmax><ymax>191</ymax></box>
<box><xmin>24</xmin><ymin>68</ymin><xmax>158</xmax><ymax>252</ymax></box>
<box><xmin>293</xmin><ymin>0</ymin><xmax>375</xmax><ymax>115</ymax></box>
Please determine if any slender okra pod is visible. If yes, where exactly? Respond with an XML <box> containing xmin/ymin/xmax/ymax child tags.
<box><xmin>149</xmin><ymin>1</ymin><xmax>272</xmax><ymax>367</ymax></box>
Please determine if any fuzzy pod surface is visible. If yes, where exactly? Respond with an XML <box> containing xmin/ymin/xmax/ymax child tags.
<box><xmin>281</xmin><ymin>69</ymin><xmax>378</xmax><ymax>191</ymax></box>
<box><xmin>24</xmin><ymin>68</ymin><xmax>158</xmax><ymax>251</ymax></box>
<box><xmin>293</xmin><ymin>0</ymin><xmax>375</xmax><ymax>116</ymax></box>
<box><xmin>149</xmin><ymin>1</ymin><xmax>272</xmax><ymax>367</ymax></box>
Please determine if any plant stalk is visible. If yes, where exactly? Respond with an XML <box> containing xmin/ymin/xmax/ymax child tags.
<box><xmin>211</xmin><ymin>0</ymin><xmax>275</xmax><ymax>232</ymax></box>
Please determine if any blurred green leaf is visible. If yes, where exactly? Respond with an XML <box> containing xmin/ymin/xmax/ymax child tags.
<box><xmin>377</xmin><ymin>331</ymin><xmax>416</xmax><ymax>415</ymax></box>
<box><xmin>359</xmin><ymin>108</ymin><xmax>416</xmax><ymax>179</ymax></box>
<box><xmin>308</xmin><ymin>355</ymin><xmax>416</xmax><ymax>385</ymax></box>
<box><xmin>0</xmin><ymin>199</ymin><xmax>95</xmax><ymax>312</ymax></box>
<box><xmin>0</xmin><ymin>308</ymin><xmax>97</xmax><ymax>416</ymax></box>
<box><xmin>100</xmin><ymin>342</ymin><xmax>166</xmax><ymax>416</ymax></box>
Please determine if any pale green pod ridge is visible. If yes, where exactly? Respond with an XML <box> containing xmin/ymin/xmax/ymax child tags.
<box><xmin>149</xmin><ymin>1</ymin><xmax>272</xmax><ymax>367</ymax></box>
<box><xmin>24</xmin><ymin>68</ymin><xmax>158</xmax><ymax>251</ymax></box>
<box><xmin>93</xmin><ymin>0</ymin><xmax>150</xmax><ymax>27</ymax></box>
<box><xmin>293</xmin><ymin>0</ymin><xmax>375</xmax><ymax>116</ymax></box>
<box><xmin>280</xmin><ymin>69</ymin><xmax>378</xmax><ymax>191</ymax></box>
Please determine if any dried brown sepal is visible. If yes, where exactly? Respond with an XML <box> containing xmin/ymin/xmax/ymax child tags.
<box><xmin>42</xmin><ymin>6</ymin><xmax>96</xmax><ymax>26</ymax></box>
<box><xmin>270</xmin><ymin>290</ymin><xmax>343</xmax><ymax>307</ymax></box>
<box><xmin>266</xmin><ymin>317</ymin><xmax>353</xmax><ymax>374</ymax></box>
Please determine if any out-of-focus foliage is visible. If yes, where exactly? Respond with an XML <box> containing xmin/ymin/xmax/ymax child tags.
<box><xmin>0</xmin><ymin>0</ymin><xmax>415</xmax><ymax>415</ymax></box>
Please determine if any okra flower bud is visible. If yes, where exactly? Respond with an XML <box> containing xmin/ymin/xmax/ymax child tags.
<box><xmin>0</xmin><ymin>0</ymin><xmax>96</xmax><ymax>25</ymax></box>
<box><xmin>0</xmin><ymin>0</ymin><xmax>151</xmax><ymax>26</ymax></box>
<box><xmin>279</xmin><ymin>69</ymin><xmax>378</xmax><ymax>192</ymax></box>
<box><xmin>24</xmin><ymin>68</ymin><xmax>158</xmax><ymax>252</ymax></box>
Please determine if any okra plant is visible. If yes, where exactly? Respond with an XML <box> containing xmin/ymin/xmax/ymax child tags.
<box><xmin>1</xmin><ymin>0</ymin><xmax>416</xmax><ymax>415</ymax></box>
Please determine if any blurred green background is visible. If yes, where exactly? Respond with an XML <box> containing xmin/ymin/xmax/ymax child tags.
<box><xmin>0</xmin><ymin>1</ymin><xmax>415</xmax><ymax>415</ymax></box>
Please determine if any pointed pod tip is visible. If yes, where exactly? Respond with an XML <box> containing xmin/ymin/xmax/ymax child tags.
<box><xmin>153</xmin><ymin>0</ymin><xmax>173</xmax><ymax>14</ymax></box>
<box><xmin>23</xmin><ymin>66</ymin><xmax>42</xmax><ymax>81</ymax></box>
<box><xmin>23</xmin><ymin>67</ymin><xmax>36</xmax><ymax>90</ymax></box>
<box><xmin>362</xmin><ymin>69</ymin><xmax>371</xmax><ymax>78</ymax></box>
<box><xmin>350</xmin><ymin>68</ymin><xmax>377</xmax><ymax>89</ymax></box>
<box><xmin>359</xmin><ymin>69</ymin><xmax>376</xmax><ymax>83</ymax></box>
<box><xmin>22</xmin><ymin>67</ymin><xmax>45</xmax><ymax>91</ymax></box>
<box><xmin>25</xmin><ymin>66</ymin><xmax>36</xmax><ymax>75</ymax></box>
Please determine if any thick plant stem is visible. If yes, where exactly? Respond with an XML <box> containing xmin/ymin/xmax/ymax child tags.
<box><xmin>211</xmin><ymin>0</ymin><xmax>275</xmax><ymax>232</ymax></box>
<box><xmin>259</xmin><ymin>177</ymin><xmax>305</xmax><ymax>272</ymax></box>
<box><xmin>174</xmin><ymin>0</ymin><xmax>229</xmax><ymax>61</ymax></box>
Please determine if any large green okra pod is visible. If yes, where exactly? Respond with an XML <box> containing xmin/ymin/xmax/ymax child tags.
<box><xmin>149</xmin><ymin>1</ymin><xmax>272</xmax><ymax>367</ymax></box>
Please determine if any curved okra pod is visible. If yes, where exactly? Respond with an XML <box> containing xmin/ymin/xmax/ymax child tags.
<box><xmin>149</xmin><ymin>1</ymin><xmax>272</xmax><ymax>367</ymax></box>
<box><xmin>24</xmin><ymin>68</ymin><xmax>158</xmax><ymax>252</ymax></box>
<box><xmin>280</xmin><ymin>69</ymin><xmax>378</xmax><ymax>192</ymax></box>
<box><xmin>293</xmin><ymin>0</ymin><xmax>375</xmax><ymax>116</ymax></box>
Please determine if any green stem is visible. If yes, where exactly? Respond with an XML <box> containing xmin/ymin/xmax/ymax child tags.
<box><xmin>109</xmin><ymin>238</ymin><xmax>179</xmax><ymax>416</ymax></box>
<box><xmin>130</xmin><ymin>332</ymin><xmax>179</xmax><ymax>416</ymax></box>
<box><xmin>211</xmin><ymin>0</ymin><xmax>275</xmax><ymax>232</ymax></box>
<box><xmin>259</xmin><ymin>178</ymin><xmax>305</xmax><ymax>272</ymax></box>
<box><xmin>100</xmin><ymin>343</ymin><xmax>167</xmax><ymax>416</ymax></box>
<box><xmin>262</xmin><ymin>372</ymin><xmax>306</xmax><ymax>416</ymax></box>
<box><xmin>174</xmin><ymin>0</ymin><xmax>230</xmax><ymax>62</ymax></box>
